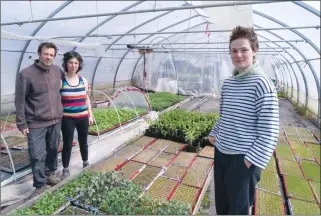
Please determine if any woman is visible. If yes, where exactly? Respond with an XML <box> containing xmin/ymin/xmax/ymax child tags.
<box><xmin>208</xmin><ymin>26</ymin><xmax>279</xmax><ymax>215</ymax></box>
<box><xmin>60</xmin><ymin>51</ymin><xmax>93</xmax><ymax>180</ymax></box>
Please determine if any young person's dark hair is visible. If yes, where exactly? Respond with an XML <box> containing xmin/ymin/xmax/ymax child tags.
<box><xmin>62</xmin><ymin>51</ymin><xmax>83</xmax><ymax>73</ymax></box>
<box><xmin>229</xmin><ymin>26</ymin><xmax>259</xmax><ymax>54</ymax></box>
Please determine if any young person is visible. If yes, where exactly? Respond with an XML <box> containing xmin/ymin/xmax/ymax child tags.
<box><xmin>15</xmin><ymin>42</ymin><xmax>63</xmax><ymax>195</ymax></box>
<box><xmin>60</xmin><ymin>51</ymin><xmax>93</xmax><ymax>180</ymax></box>
<box><xmin>208</xmin><ymin>26</ymin><xmax>279</xmax><ymax>215</ymax></box>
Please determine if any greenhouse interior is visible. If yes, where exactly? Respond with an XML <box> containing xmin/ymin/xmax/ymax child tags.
<box><xmin>0</xmin><ymin>0</ymin><xmax>320</xmax><ymax>215</ymax></box>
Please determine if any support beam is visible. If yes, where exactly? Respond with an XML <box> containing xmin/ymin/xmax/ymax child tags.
<box><xmin>109</xmin><ymin>47</ymin><xmax>289</xmax><ymax>50</ymax></box>
<box><xmin>48</xmin><ymin>25</ymin><xmax>320</xmax><ymax>38</ymax></box>
<box><xmin>1</xmin><ymin>1</ymin><xmax>281</xmax><ymax>26</ymax></box>
<box><xmin>292</xmin><ymin>1</ymin><xmax>320</xmax><ymax>17</ymax></box>
<box><xmin>102</xmin><ymin>40</ymin><xmax>306</xmax><ymax>45</ymax></box>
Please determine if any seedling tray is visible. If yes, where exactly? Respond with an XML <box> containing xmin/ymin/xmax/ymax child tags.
<box><xmin>145</xmin><ymin>176</ymin><xmax>178</xmax><ymax>201</ymax></box>
<box><xmin>290</xmin><ymin>142</ymin><xmax>315</xmax><ymax>161</ymax></box>
<box><xmin>275</xmin><ymin>143</ymin><xmax>296</xmax><ymax>161</ymax></box>
<box><xmin>0</xmin><ymin>135</ymin><xmax>28</xmax><ymax>149</ymax></box>
<box><xmin>131</xmin><ymin>148</ymin><xmax>159</xmax><ymax>164</ymax></box>
<box><xmin>198</xmin><ymin>146</ymin><xmax>214</xmax><ymax>159</ymax></box>
<box><xmin>300</xmin><ymin>160</ymin><xmax>320</xmax><ymax>182</ymax></box>
<box><xmin>117</xmin><ymin>160</ymin><xmax>145</xmax><ymax>180</ymax></box>
<box><xmin>297</xmin><ymin>127</ymin><xmax>312</xmax><ymax>136</ymax></box>
<box><xmin>132</xmin><ymin>165</ymin><xmax>162</xmax><ymax>189</ymax></box>
<box><xmin>90</xmin><ymin>156</ymin><xmax>127</xmax><ymax>173</ymax></box>
<box><xmin>306</xmin><ymin>143</ymin><xmax>320</xmax><ymax>164</ymax></box>
<box><xmin>283</xmin><ymin>175</ymin><xmax>317</xmax><ymax>203</ymax></box>
<box><xmin>163</xmin><ymin>141</ymin><xmax>187</xmax><ymax>154</ymax></box>
<box><xmin>257</xmin><ymin>171</ymin><xmax>281</xmax><ymax>195</ymax></box>
<box><xmin>162</xmin><ymin>164</ymin><xmax>188</xmax><ymax>181</ymax></box>
<box><xmin>0</xmin><ymin>120</ymin><xmax>16</xmax><ymax>132</ymax></box>
<box><xmin>147</xmin><ymin>139</ymin><xmax>171</xmax><ymax>151</ymax></box>
<box><xmin>114</xmin><ymin>145</ymin><xmax>143</xmax><ymax>160</ymax></box>
<box><xmin>254</xmin><ymin>189</ymin><xmax>285</xmax><ymax>215</ymax></box>
<box><xmin>0</xmin><ymin>150</ymin><xmax>31</xmax><ymax>173</ymax></box>
<box><xmin>265</xmin><ymin>157</ymin><xmax>278</xmax><ymax>173</ymax></box>
<box><xmin>278</xmin><ymin>137</ymin><xmax>289</xmax><ymax>145</ymax></box>
<box><xmin>147</xmin><ymin>152</ymin><xmax>177</xmax><ymax>168</ymax></box>
<box><xmin>288</xmin><ymin>198</ymin><xmax>320</xmax><ymax>215</ymax></box>
<box><xmin>172</xmin><ymin>152</ymin><xmax>196</xmax><ymax>167</ymax></box>
<box><xmin>277</xmin><ymin>159</ymin><xmax>304</xmax><ymax>178</ymax></box>
<box><xmin>169</xmin><ymin>184</ymin><xmax>200</xmax><ymax>210</ymax></box>
<box><xmin>309</xmin><ymin>181</ymin><xmax>321</xmax><ymax>204</ymax></box>
<box><xmin>301</xmin><ymin>134</ymin><xmax>318</xmax><ymax>144</ymax></box>
<box><xmin>283</xmin><ymin>126</ymin><xmax>297</xmax><ymax>135</ymax></box>
<box><xmin>130</xmin><ymin>136</ymin><xmax>157</xmax><ymax>149</ymax></box>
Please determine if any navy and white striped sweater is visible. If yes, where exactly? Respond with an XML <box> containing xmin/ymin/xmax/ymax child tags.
<box><xmin>209</xmin><ymin>64</ymin><xmax>279</xmax><ymax>169</ymax></box>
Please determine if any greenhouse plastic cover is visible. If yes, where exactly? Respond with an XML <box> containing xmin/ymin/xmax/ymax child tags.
<box><xmin>1</xmin><ymin>1</ymin><xmax>320</xmax><ymax>121</ymax></box>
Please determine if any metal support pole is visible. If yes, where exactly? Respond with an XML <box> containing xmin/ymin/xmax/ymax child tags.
<box><xmin>1</xmin><ymin>1</ymin><xmax>282</xmax><ymax>26</ymax></box>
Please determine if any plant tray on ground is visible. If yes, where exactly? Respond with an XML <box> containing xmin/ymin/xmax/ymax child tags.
<box><xmin>131</xmin><ymin>148</ymin><xmax>159</xmax><ymax>164</ymax></box>
<box><xmin>300</xmin><ymin>160</ymin><xmax>320</xmax><ymax>182</ymax></box>
<box><xmin>309</xmin><ymin>181</ymin><xmax>320</xmax><ymax>203</ymax></box>
<box><xmin>198</xmin><ymin>146</ymin><xmax>214</xmax><ymax>159</ymax></box>
<box><xmin>60</xmin><ymin>206</ymin><xmax>92</xmax><ymax>215</ymax></box>
<box><xmin>181</xmin><ymin>158</ymin><xmax>212</xmax><ymax>188</ymax></box>
<box><xmin>297</xmin><ymin>127</ymin><xmax>312</xmax><ymax>136</ymax></box>
<box><xmin>257</xmin><ymin>171</ymin><xmax>280</xmax><ymax>194</ymax></box>
<box><xmin>278</xmin><ymin>159</ymin><xmax>304</xmax><ymax>178</ymax></box>
<box><xmin>147</xmin><ymin>139</ymin><xmax>172</xmax><ymax>151</ymax></box>
<box><xmin>290</xmin><ymin>142</ymin><xmax>315</xmax><ymax>161</ymax></box>
<box><xmin>287</xmin><ymin>135</ymin><xmax>302</xmax><ymax>143</ymax></box>
<box><xmin>0</xmin><ymin>120</ymin><xmax>16</xmax><ymax>132</ymax></box>
<box><xmin>277</xmin><ymin>137</ymin><xmax>289</xmax><ymax>145</ymax></box>
<box><xmin>0</xmin><ymin>150</ymin><xmax>30</xmax><ymax>172</ymax></box>
<box><xmin>311</xmin><ymin>129</ymin><xmax>320</xmax><ymax>141</ymax></box>
<box><xmin>170</xmin><ymin>184</ymin><xmax>199</xmax><ymax>208</ymax></box>
<box><xmin>130</xmin><ymin>136</ymin><xmax>156</xmax><ymax>148</ymax></box>
<box><xmin>283</xmin><ymin>126</ymin><xmax>298</xmax><ymax>135</ymax></box>
<box><xmin>145</xmin><ymin>176</ymin><xmax>178</xmax><ymax>201</ymax></box>
<box><xmin>288</xmin><ymin>198</ymin><xmax>320</xmax><ymax>215</ymax></box>
<box><xmin>265</xmin><ymin>157</ymin><xmax>278</xmax><ymax>173</ymax></box>
<box><xmin>90</xmin><ymin>157</ymin><xmax>127</xmax><ymax>173</ymax></box>
<box><xmin>172</xmin><ymin>152</ymin><xmax>196</xmax><ymax>167</ymax></box>
<box><xmin>132</xmin><ymin>165</ymin><xmax>161</xmax><ymax>189</ymax></box>
<box><xmin>307</xmin><ymin>143</ymin><xmax>320</xmax><ymax>163</ymax></box>
<box><xmin>117</xmin><ymin>161</ymin><xmax>145</xmax><ymax>180</ymax></box>
<box><xmin>115</xmin><ymin>145</ymin><xmax>143</xmax><ymax>159</ymax></box>
<box><xmin>0</xmin><ymin>135</ymin><xmax>27</xmax><ymax>149</ymax></box>
<box><xmin>300</xmin><ymin>133</ymin><xmax>318</xmax><ymax>143</ymax></box>
<box><xmin>284</xmin><ymin>175</ymin><xmax>316</xmax><ymax>202</ymax></box>
<box><xmin>254</xmin><ymin>189</ymin><xmax>285</xmax><ymax>215</ymax></box>
<box><xmin>275</xmin><ymin>144</ymin><xmax>295</xmax><ymax>161</ymax></box>
<box><xmin>162</xmin><ymin>164</ymin><xmax>188</xmax><ymax>181</ymax></box>
<box><xmin>147</xmin><ymin>152</ymin><xmax>177</xmax><ymax>168</ymax></box>
<box><xmin>163</xmin><ymin>141</ymin><xmax>187</xmax><ymax>154</ymax></box>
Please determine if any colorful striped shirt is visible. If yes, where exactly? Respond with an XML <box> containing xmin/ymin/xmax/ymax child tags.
<box><xmin>209</xmin><ymin>64</ymin><xmax>279</xmax><ymax>170</ymax></box>
<box><xmin>60</xmin><ymin>75</ymin><xmax>88</xmax><ymax>118</ymax></box>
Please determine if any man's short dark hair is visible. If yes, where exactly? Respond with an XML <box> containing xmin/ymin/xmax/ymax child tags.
<box><xmin>37</xmin><ymin>42</ymin><xmax>58</xmax><ymax>57</ymax></box>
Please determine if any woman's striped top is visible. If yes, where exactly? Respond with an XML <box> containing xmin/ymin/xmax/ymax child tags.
<box><xmin>209</xmin><ymin>72</ymin><xmax>279</xmax><ymax>169</ymax></box>
<box><xmin>60</xmin><ymin>75</ymin><xmax>88</xmax><ymax>118</ymax></box>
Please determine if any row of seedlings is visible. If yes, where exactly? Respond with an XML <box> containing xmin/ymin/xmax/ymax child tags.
<box><xmin>276</xmin><ymin>126</ymin><xmax>320</xmax><ymax>215</ymax></box>
<box><xmin>254</xmin><ymin>131</ymin><xmax>286</xmax><ymax>215</ymax></box>
<box><xmin>0</xmin><ymin>114</ymin><xmax>17</xmax><ymax>132</ymax></box>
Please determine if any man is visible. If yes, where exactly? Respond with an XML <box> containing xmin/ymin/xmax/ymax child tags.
<box><xmin>15</xmin><ymin>42</ymin><xmax>63</xmax><ymax>195</ymax></box>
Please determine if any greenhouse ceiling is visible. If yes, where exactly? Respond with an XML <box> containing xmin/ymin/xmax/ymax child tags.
<box><xmin>1</xmin><ymin>1</ymin><xmax>320</xmax><ymax>125</ymax></box>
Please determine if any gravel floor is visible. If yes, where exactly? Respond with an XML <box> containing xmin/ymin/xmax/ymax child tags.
<box><xmin>194</xmin><ymin>96</ymin><xmax>319</xmax><ymax>215</ymax></box>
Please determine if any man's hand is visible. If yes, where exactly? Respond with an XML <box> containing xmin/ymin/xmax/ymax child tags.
<box><xmin>21</xmin><ymin>128</ymin><xmax>29</xmax><ymax>136</ymax></box>
<box><xmin>244</xmin><ymin>159</ymin><xmax>252</xmax><ymax>169</ymax></box>
<box><xmin>208</xmin><ymin>136</ymin><xmax>216</xmax><ymax>145</ymax></box>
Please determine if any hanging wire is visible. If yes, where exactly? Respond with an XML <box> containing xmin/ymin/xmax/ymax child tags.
<box><xmin>29</xmin><ymin>0</ymin><xmax>34</xmax><ymax>21</ymax></box>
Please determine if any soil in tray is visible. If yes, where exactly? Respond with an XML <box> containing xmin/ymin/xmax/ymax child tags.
<box><xmin>172</xmin><ymin>152</ymin><xmax>196</xmax><ymax>167</ymax></box>
<box><xmin>265</xmin><ymin>157</ymin><xmax>278</xmax><ymax>173</ymax></box>
<box><xmin>291</xmin><ymin>142</ymin><xmax>315</xmax><ymax>161</ymax></box>
<box><xmin>147</xmin><ymin>139</ymin><xmax>171</xmax><ymax>151</ymax></box>
<box><xmin>145</xmin><ymin>176</ymin><xmax>177</xmax><ymax>201</ymax></box>
<box><xmin>297</xmin><ymin>127</ymin><xmax>312</xmax><ymax>136</ymax></box>
<box><xmin>0</xmin><ymin>136</ymin><xmax>28</xmax><ymax>148</ymax></box>
<box><xmin>278</xmin><ymin>159</ymin><xmax>304</xmax><ymax>178</ymax></box>
<box><xmin>163</xmin><ymin>141</ymin><xmax>186</xmax><ymax>154</ymax></box>
<box><xmin>130</xmin><ymin>136</ymin><xmax>156</xmax><ymax>148</ymax></box>
<box><xmin>288</xmin><ymin>198</ymin><xmax>320</xmax><ymax>215</ymax></box>
<box><xmin>181</xmin><ymin>158</ymin><xmax>212</xmax><ymax>188</ymax></box>
<box><xmin>300</xmin><ymin>160</ymin><xmax>320</xmax><ymax>182</ymax></box>
<box><xmin>283</xmin><ymin>126</ymin><xmax>298</xmax><ymax>135</ymax></box>
<box><xmin>275</xmin><ymin>144</ymin><xmax>296</xmax><ymax>161</ymax></box>
<box><xmin>132</xmin><ymin>165</ymin><xmax>161</xmax><ymax>188</ymax></box>
<box><xmin>90</xmin><ymin>157</ymin><xmax>126</xmax><ymax>173</ymax></box>
<box><xmin>60</xmin><ymin>206</ymin><xmax>92</xmax><ymax>215</ymax></box>
<box><xmin>117</xmin><ymin>160</ymin><xmax>145</xmax><ymax>180</ymax></box>
<box><xmin>277</xmin><ymin>137</ymin><xmax>289</xmax><ymax>145</ymax></box>
<box><xmin>198</xmin><ymin>146</ymin><xmax>214</xmax><ymax>159</ymax></box>
<box><xmin>255</xmin><ymin>189</ymin><xmax>285</xmax><ymax>215</ymax></box>
<box><xmin>115</xmin><ymin>145</ymin><xmax>143</xmax><ymax>159</ymax></box>
<box><xmin>307</xmin><ymin>143</ymin><xmax>320</xmax><ymax>163</ymax></box>
<box><xmin>284</xmin><ymin>175</ymin><xmax>316</xmax><ymax>203</ymax></box>
<box><xmin>309</xmin><ymin>181</ymin><xmax>320</xmax><ymax>203</ymax></box>
<box><xmin>300</xmin><ymin>133</ymin><xmax>318</xmax><ymax>143</ymax></box>
<box><xmin>170</xmin><ymin>184</ymin><xmax>199</xmax><ymax>208</ymax></box>
<box><xmin>148</xmin><ymin>152</ymin><xmax>176</xmax><ymax>168</ymax></box>
<box><xmin>131</xmin><ymin>148</ymin><xmax>159</xmax><ymax>164</ymax></box>
<box><xmin>0</xmin><ymin>150</ymin><xmax>30</xmax><ymax>172</ymax></box>
<box><xmin>257</xmin><ymin>171</ymin><xmax>280</xmax><ymax>194</ymax></box>
<box><xmin>162</xmin><ymin>164</ymin><xmax>188</xmax><ymax>180</ymax></box>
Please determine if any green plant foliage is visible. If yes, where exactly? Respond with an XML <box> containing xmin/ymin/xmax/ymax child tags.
<box><xmin>310</xmin><ymin>181</ymin><xmax>320</xmax><ymax>203</ymax></box>
<box><xmin>279</xmin><ymin>159</ymin><xmax>304</xmax><ymax>178</ymax></box>
<box><xmin>300</xmin><ymin>161</ymin><xmax>320</xmax><ymax>182</ymax></box>
<box><xmin>289</xmin><ymin>199</ymin><xmax>320</xmax><ymax>215</ymax></box>
<box><xmin>147</xmin><ymin>109</ymin><xmax>219</xmax><ymax>146</ymax></box>
<box><xmin>148</xmin><ymin>92</ymin><xmax>186</xmax><ymax>111</ymax></box>
<box><xmin>257</xmin><ymin>171</ymin><xmax>280</xmax><ymax>194</ymax></box>
<box><xmin>277</xmin><ymin>91</ymin><xmax>287</xmax><ymax>98</ymax></box>
<box><xmin>285</xmin><ymin>175</ymin><xmax>316</xmax><ymax>202</ymax></box>
<box><xmin>275</xmin><ymin>144</ymin><xmax>295</xmax><ymax>161</ymax></box>
<box><xmin>89</xmin><ymin>108</ymin><xmax>146</xmax><ymax>133</ymax></box>
<box><xmin>256</xmin><ymin>190</ymin><xmax>284</xmax><ymax>215</ymax></box>
<box><xmin>265</xmin><ymin>157</ymin><xmax>277</xmax><ymax>173</ymax></box>
<box><xmin>60</xmin><ymin>206</ymin><xmax>91</xmax><ymax>215</ymax></box>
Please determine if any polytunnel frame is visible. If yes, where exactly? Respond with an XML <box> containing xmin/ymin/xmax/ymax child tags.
<box><xmin>273</xmin><ymin>57</ymin><xmax>293</xmax><ymax>94</ymax></box>
<box><xmin>270</xmin><ymin>59</ymin><xmax>286</xmax><ymax>90</ymax></box>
